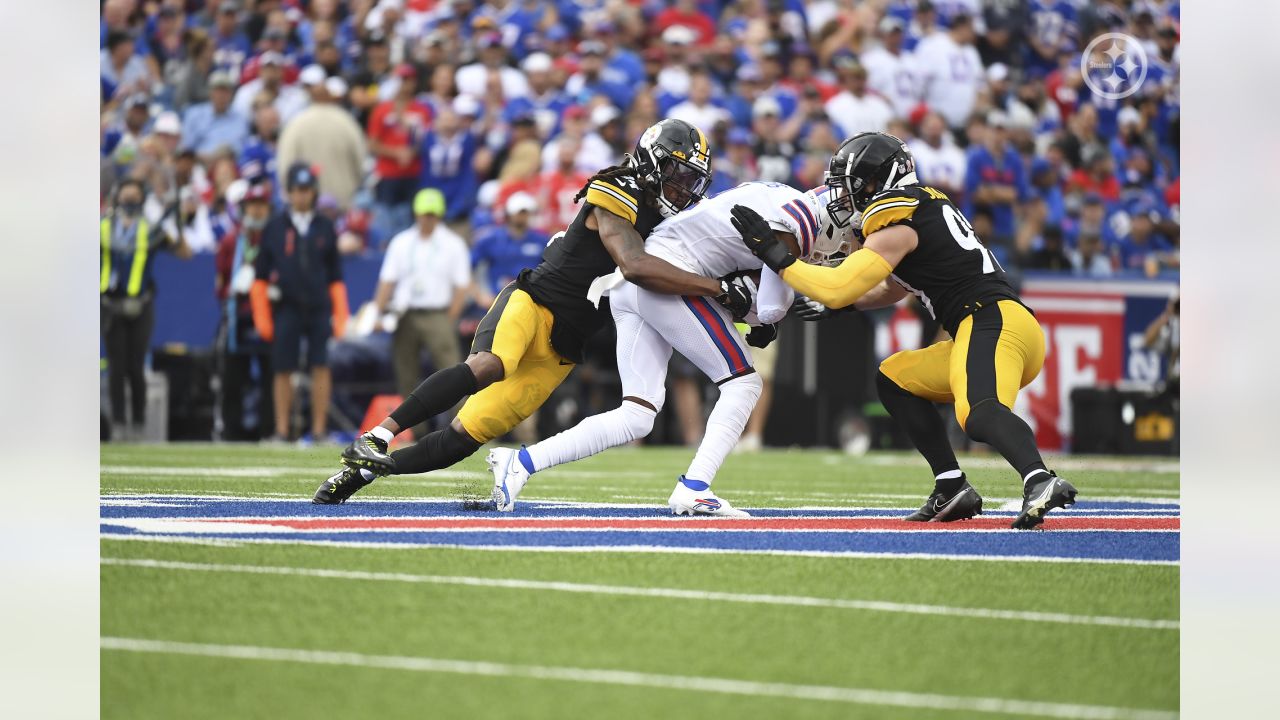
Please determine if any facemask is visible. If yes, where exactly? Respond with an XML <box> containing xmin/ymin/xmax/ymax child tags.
<box><xmin>119</xmin><ymin>201</ymin><xmax>142</xmax><ymax>217</ymax></box>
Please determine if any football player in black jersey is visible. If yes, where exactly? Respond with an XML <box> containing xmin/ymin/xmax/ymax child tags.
<box><xmin>315</xmin><ymin>119</ymin><xmax>754</xmax><ymax>504</ymax></box>
<box><xmin>732</xmin><ymin>132</ymin><xmax>1078</xmax><ymax>530</ymax></box>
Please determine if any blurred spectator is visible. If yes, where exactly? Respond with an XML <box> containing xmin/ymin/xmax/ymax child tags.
<box><xmin>347</xmin><ymin>31</ymin><xmax>396</xmax><ymax>126</ymax></box>
<box><xmin>457</xmin><ymin>32</ymin><xmax>530</xmax><ymax>101</ymax></box>
<box><xmin>532</xmin><ymin>140</ymin><xmax>591</xmax><ymax>234</ymax></box>
<box><xmin>1025</xmin><ymin>225</ymin><xmax>1071</xmax><ymax>272</ymax></box>
<box><xmin>102</xmin><ymin>30</ymin><xmax>154</xmax><ymax>102</ymax></box>
<box><xmin>419</xmin><ymin>98</ymin><xmax>481</xmax><ymax>225</ymax></box>
<box><xmin>239</xmin><ymin>102</ymin><xmax>281</xmax><ymax>189</ymax></box>
<box><xmin>655</xmin><ymin>0</ymin><xmax>717</xmax><ymax>46</ymax></box>
<box><xmin>232</xmin><ymin>51</ymin><xmax>309</xmax><ymax>124</ymax></box>
<box><xmin>373</xmin><ymin>188</ymin><xmax>471</xmax><ymax>438</ymax></box>
<box><xmin>709</xmin><ymin>128</ymin><xmax>759</xmax><ymax>196</ymax></box>
<box><xmin>1143</xmin><ymin>294</ymin><xmax>1180</xmax><ymax>399</ymax></box>
<box><xmin>212</xmin><ymin>1</ymin><xmax>252</xmax><ymax>76</ymax></box>
<box><xmin>1069</xmin><ymin>230</ymin><xmax>1114</xmax><ymax>278</ymax></box>
<box><xmin>1024</xmin><ymin>0</ymin><xmax>1079</xmax><ymax>78</ymax></box>
<box><xmin>470</xmin><ymin>192</ymin><xmax>547</xmax><ymax>308</ymax></box>
<box><xmin>915</xmin><ymin>12</ymin><xmax>984</xmax><ymax>129</ymax></box>
<box><xmin>565</xmin><ymin>40</ymin><xmax>630</xmax><ymax>110</ymax></box>
<box><xmin>1069</xmin><ymin>150</ymin><xmax>1121</xmax><ymax>202</ymax></box>
<box><xmin>751</xmin><ymin>97</ymin><xmax>796</xmax><ymax>185</ymax></box>
<box><xmin>368</xmin><ymin>64</ymin><xmax>433</xmax><ymax>247</ymax></box>
<box><xmin>824</xmin><ymin>56</ymin><xmax>895</xmax><ymax>138</ymax></box>
<box><xmin>277</xmin><ymin>77</ymin><xmax>367</xmax><ymax>209</ymax></box>
<box><xmin>861</xmin><ymin>16</ymin><xmax>922</xmax><ymax>118</ymax></box>
<box><xmin>215</xmin><ymin>182</ymin><xmax>275</xmax><ymax>441</ymax></box>
<box><xmin>181</xmin><ymin>70</ymin><xmax>250</xmax><ymax>161</ymax></box>
<box><xmin>541</xmin><ymin>105</ymin><xmax>612</xmax><ymax>174</ymax></box>
<box><xmin>503</xmin><ymin>53</ymin><xmax>570</xmax><ymax>137</ymax></box>
<box><xmin>171</xmin><ymin>29</ymin><xmax>215</xmax><ymax>111</ymax></box>
<box><xmin>911</xmin><ymin>112</ymin><xmax>967</xmax><ymax>199</ymax></box>
<box><xmin>668</xmin><ymin>69</ymin><xmax>731</xmax><ymax>136</ymax></box>
<box><xmin>1113</xmin><ymin>199</ymin><xmax>1176</xmax><ymax>276</ymax></box>
<box><xmin>251</xmin><ymin>163</ymin><xmax>349</xmax><ymax>443</ymax></box>
<box><xmin>963</xmin><ymin>111</ymin><xmax>1027</xmax><ymax>251</ymax></box>
<box><xmin>101</xmin><ymin>178</ymin><xmax>192</xmax><ymax>440</ymax></box>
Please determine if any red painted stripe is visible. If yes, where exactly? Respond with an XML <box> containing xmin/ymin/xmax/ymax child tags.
<box><xmin>212</xmin><ymin>517</ymin><xmax>1180</xmax><ymax>532</ymax></box>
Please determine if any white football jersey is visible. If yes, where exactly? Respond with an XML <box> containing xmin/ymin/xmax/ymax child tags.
<box><xmin>644</xmin><ymin>181</ymin><xmax>817</xmax><ymax>324</ymax></box>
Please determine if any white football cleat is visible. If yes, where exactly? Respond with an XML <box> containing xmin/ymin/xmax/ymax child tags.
<box><xmin>668</xmin><ymin>476</ymin><xmax>750</xmax><ymax>517</ymax></box>
<box><xmin>487</xmin><ymin>446</ymin><xmax>530</xmax><ymax>512</ymax></box>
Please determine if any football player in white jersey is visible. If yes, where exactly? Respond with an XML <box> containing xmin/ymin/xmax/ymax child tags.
<box><xmin>486</xmin><ymin>181</ymin><xmax>852</xmax><ymax>515</ymax></box>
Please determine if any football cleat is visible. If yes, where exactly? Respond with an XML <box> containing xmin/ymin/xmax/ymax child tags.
<box><xmin>668</xmin><ymin>476</ymin><xmax>750</xmax><ymax>517</ymax></box>
<box><xmin>341</xmin><ymin>431</ymin><xmax>396</xmax><ymax>476</ymax></box>
<box><xmin>313</xmin><ymin>466</ymin><xmax>372</xmax><ymax>504</ymax></box>
<box><xmin>904</xmin><ymin>478</ymin><xmax>984</xmax><ymax>522</ymax></box>
<box><xmin>1011</xmin><ymin>471</ymin><xmax>1078</xmax><ymax>530</ymax></box>
<box><xmin>488</xmin><ymin>446</ymin><xmax>531</xmax><ymax>513</ymax></box>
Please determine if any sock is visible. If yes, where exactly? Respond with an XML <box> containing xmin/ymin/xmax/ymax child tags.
<box><xmin>525</xmin><ymin>401</ymin><xmax>657</xmax><ymax>472</ymax></box>
<box><xmin>388</xmin><ymin>364</ymin><xmax>478</xmax><ymax>430</ymax></box>
<box><xmin>876</xmin><ymin>371</ymin><xmax>961</xmax><ymax>477</ymax></box>
<box><xmin>517</xmin><ymin>447</ymin><xmax>535</xmax><ymax>474</ymax></box>
<box><xmin>1023</xmin><ymin>468</ymin><xmax>1051</xmax><ymax>486</ymax></box>
<box><xmin>933</xmin><ymin>469</ymin><xmax>965</xmax><ymax>496</ymax></box>
<box><xmin>679</xmin><ymin>477</ymin><xmax>710</xmax><ymax>491</ymax></box>
<box><xmin>369</xmin><ymin>426</ymin><xmax>394</xmax><ymax>444</ymax></box>
<box><xmin>389</xmin><ymin>425</ymin><xmax>481</xmax><ymax>475</ymax></box>
<box><xmin>962</xmin><ymin>399</ymin><xmax>1048</xmax><ymax>481</ymax></box>
<box><xmin>685</xmin><ymin>373</ymin><xmax>762</xmax><ymax>484</ymax></box>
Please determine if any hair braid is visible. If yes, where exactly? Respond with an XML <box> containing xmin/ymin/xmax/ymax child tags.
<box><xmin>572</xmin><ymin>154</ymin><xmax>641</xmax><ymax>204</ymax></box>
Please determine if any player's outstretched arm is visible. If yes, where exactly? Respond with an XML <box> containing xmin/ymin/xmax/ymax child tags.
<box><xmin>594</xmin><ymin>207</ymin><xmax>722</xmax><ymax>297</ymax></box>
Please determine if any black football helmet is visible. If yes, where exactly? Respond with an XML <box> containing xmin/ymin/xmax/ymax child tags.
<box><xmin>631</xmin><ymin>119</ymin><xmax>713</xmax><ymax>218</ymax></box>
<box><xmin>825</xmin><ymin>132</ymin><xmax>917</xmax><ymax>227</ymax></box>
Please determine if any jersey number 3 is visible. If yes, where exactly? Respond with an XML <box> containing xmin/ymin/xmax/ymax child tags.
<box><xmin>942</xmin><ymin>205</ymin><xmax>999</xmax><ymax>274</ymax></box>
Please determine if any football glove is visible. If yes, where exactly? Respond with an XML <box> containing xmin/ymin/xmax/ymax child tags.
<box><xmin>730</xmin><ymin>204</ymin><xmax>796</xmax><ymax>273</ymax></box>
<box><xmin>790</xmin><ymin>295</ymin><xmax>853</xmax><ymax>321</ymax></box>
<box><xmin>713</xmin><ymin>276</ymin><xmax>753</xmax><ymax>321</ymax></box>
<box><xmin>746</xmin><ymin>322</ymin><xmax>779</xmax><ymax>348</ymax></box>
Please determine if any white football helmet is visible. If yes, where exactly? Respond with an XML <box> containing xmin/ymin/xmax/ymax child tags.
<box><xmin>803</xmin><ymin>186</ymin><xmax>857</xmax><ymax>266</ymax></box>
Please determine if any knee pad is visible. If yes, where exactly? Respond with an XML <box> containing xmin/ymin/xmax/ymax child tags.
<box><xmin>620</xmin><ymin>399</ymin><xmax>658</xmax><ymax>441</ymax></box>
<box><xmin>962</xmin><ymin>398</ymin><xmax>1006</xmax><ymax>443</ymax></box>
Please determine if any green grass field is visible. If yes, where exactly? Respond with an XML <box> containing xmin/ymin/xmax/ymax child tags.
<box><xmin>101</xmin><ymin>443</ymin><xmax>1179</xmax><ymax>719</ymax></box>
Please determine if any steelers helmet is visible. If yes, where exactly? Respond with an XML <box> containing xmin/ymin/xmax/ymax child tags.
<box><xmin>825</xmin><ymin>132</ymin><xmax>917</xmax><ymax>227</ymax></box>
<box><xmin>631</xmin><ymin>119</ymin><xmax>713</xmax><ymax>218</ymax></box>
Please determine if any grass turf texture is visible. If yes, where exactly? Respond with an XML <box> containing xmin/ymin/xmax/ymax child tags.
<box><xmin>101</xmin><ymin>443</ymin><xmax>1178</xmax><ymax>718</ymax></box>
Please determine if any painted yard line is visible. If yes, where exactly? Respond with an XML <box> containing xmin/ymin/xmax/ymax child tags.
<box><xmin>99</xmin><ymin>637</ymin><xmax>1175</xmax><ymax>720</ymax></box>
<box><xmin>101</xmin><ymin>466</ymin><xmax>488</xmax><ymax>481</ymax></box>
<box><xmin>190</xmin><ymin>517</ymin><xmax>1178</xmax><ymax>532</ymax></box>
<box><xmin>101</xmin><ymin>558</ymin><xmax>1179</xmax><ymax>630</ymax></box>
<box><xmin>98</xmin><ymin>534</ymin><xmax>1179</xmax><ymax>565</ymax></box>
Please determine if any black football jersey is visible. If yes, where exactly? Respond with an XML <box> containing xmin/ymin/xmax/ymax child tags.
<box><xmin>517</xmin><ymin>170</ymin><xmax>663</xmax><ymax>362</ymax></box>
<box><xmin>860</xmin><ymin>185</ymin><xmax>1023</xmax><ymax>335</ymax></box>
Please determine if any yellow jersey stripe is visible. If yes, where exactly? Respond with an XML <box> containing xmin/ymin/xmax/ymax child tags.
<box><xmin>591</xmin><ymin>181</ymin><xmax>638</xmax><ymax>210</ymax></box>
<box><xmin>863</xmin><ymin>194</ymin><xmax>919</xmax><ymax>219</ymax></box>
<box><xmin>861</xmin><ymin>203</ymin><xmax>918</xmax><ymax>236</ymax></box>
<box><xmin>585</xmin><ymin>184</ymin><xmax>639</xmax><ymax>224</ymax></box>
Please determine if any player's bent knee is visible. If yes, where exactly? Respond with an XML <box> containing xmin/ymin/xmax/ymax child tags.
<box><xmin>962</xmin><ymin>398</ymin><xmax>1009</xmax><ymax>443</ymax></box>
<box><xmin>465</xmin><ymin>352</ymin><xmax>505</xmax><ymax>387</ymax></box>
<box><xmin>620</xmin><ymin>399</ymin><xmax>658</xmax><ymax>440</ymax></box>
<box><xmin>721</xmin><ymin>370</ymin><xmax>764</xmax><ymax>401</ymax></box>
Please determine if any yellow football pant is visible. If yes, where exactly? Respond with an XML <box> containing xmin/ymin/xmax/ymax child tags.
<box><xmin>879</xmin><ymin>300</ymin><xmax>1045</xmax><ymax>429</ymax></box>
<box><xmin>455</xmin><ymin>285</ymin><xmax>575</xmax><ymax>443</ymax></box>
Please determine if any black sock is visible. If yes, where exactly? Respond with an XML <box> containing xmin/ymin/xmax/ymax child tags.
<box><xmin>876</xmin><ymin>372</ymin><xmax>961</xmax><ymax>478</ymax></box>
<box><xmin>963</xmin><ymin>399</ymin><xmax>1048</xmax><ymax>482</ymax></box>
<box><xmin>390</xmin><ymin>425</ymin><xmax>482</xmax><ymax>475</ymax></box>
<box><xmin>933</xmin><ymin>472</ymin><xmax>967</xmax><ymax>497</ymax></box>
<box><xmin>389</xmin><ymin>363</ymin><xmax>478</xmax><ymax>430</ymax></box>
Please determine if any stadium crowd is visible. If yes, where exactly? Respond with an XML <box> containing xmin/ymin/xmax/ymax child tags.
<box><xmin>100</xmin><ymin>0</ymin><xmax>1180</xmax><ymax>440</ymax></box>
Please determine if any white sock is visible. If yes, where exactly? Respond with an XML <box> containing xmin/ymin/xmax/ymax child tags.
<box><xmin>369</xmin><ymin>426</ymin><xmax>394</xmax><ymax>443</ymax></box>
<box><xmin>526</xmin><ymin>401</ymin><xmax>657</xmax><ymax>472</ymax></box>
<box><xmin>685</xmin><ymin>374</ymin><xmax>763</xmax><ymax>484</ymax></box>
<box><xmin>935</xmin><ymin>469</ymin><xmax>964</xmax><ymax>481</ymax></box>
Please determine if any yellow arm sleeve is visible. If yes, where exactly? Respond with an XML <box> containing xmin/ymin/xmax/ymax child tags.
<box><xmin>780</xmin><ymin>249</ymin><xmax>894</xmax><ymax>309</ymax></box>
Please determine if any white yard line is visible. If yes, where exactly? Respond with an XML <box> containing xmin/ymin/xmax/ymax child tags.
<box><xmin>99</xmin><ymin>637</ymin><xmax>1176</xmax><ymax>720</ymax></box>
<box><xmin>860</xmin><ymin>455</ymin><xmax>1178</xmax><ymax>475</ymax></box>
<box><xmin>101</xmin><ymin>558</ymin><xmax>1178</xmax><ymax>631</ymax></box>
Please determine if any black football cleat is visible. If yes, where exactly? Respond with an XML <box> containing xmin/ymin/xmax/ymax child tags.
<box><xmin>904</xmin><ymin>479</ymin><xmax>984</xmax><ymax>522</ymax></box>
<box><xmin>313</xmin><ymin>466</ymin><xmax>372</xmax><ymax>504</ymax></box>
<box><xmin>341</xmin><ymin>432</ymin><xmax>396</xmax><ymax>475</ymax></box>
<box><xmin>1011</xmin><ymin>471</ymin><xmax>1078</xmax><ymax>530</ymax></box>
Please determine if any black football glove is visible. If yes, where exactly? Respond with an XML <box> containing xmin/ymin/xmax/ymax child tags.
<box><xmin>746</xmin><ymin>322</ymin><xmax>779</xmax><ymax>348</ymax></box>
<box><xmin>790</xmin><ymin>295</ymin><xmax>853</xmax><ymax>321</ymax></box>
<box><xmin>713</xmin><ymin>276</ymin><xmax>753</xmax><ymax>321</ymax></box>
<box><xmin>730</xmin><ymin>204</ymin><xmax>796</xmax><ymax>273</ymax></box>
